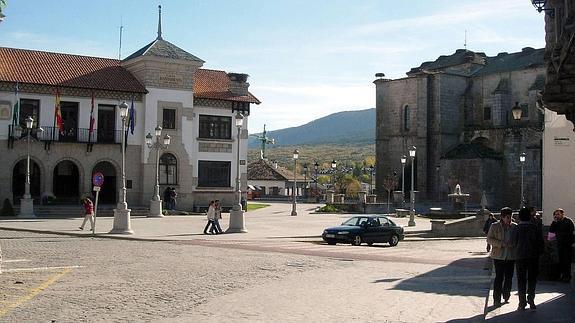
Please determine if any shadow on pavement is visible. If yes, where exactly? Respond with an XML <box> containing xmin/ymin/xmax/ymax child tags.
<box><xmin>387</xmin><ymin>257</ymin><xmax>490</xmax><ymax>297</ymax></box>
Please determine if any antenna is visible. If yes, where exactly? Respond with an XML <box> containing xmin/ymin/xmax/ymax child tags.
<box><xmin>464</xmin><ymin>29</ymin><xmax>467</xmax><ymax>51</ymax></box>
<box><xmin>118</xmin><ymin>17</ymin><xmax>123</xmax><ymax>60</ymax></box>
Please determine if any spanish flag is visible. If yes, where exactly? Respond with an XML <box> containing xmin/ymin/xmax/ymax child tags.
<box><xmin>54</xmin><ymin>89</ymin><xmax>65</xmax><ymax>135</ymax></box>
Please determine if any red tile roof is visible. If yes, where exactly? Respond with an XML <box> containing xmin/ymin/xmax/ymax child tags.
<box><xmin>0</xmin><ymin>47</ymin><xmax>260</xmax><ymax>104</ymax></box>
<box><xmin>194</xmin><ymin>69</ymin><xmax>261</xmax><ymax>104</ymax></box>
<box><xmin>0</xmin><ymin>47</ymin><xmax>147</xmax><ymax>93</ymax></box>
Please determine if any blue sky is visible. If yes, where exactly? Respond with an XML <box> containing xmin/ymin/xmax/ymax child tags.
<box><xmin>1</xmin><ymin>0</ymin><xmax>545</xmax><ymax>132</ymax></box>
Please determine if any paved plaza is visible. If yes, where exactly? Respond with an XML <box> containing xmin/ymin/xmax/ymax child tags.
<box><xmin>0</xmin><ymin>202</ymin><xmax>573</xmax><ymax>322</ymax></box>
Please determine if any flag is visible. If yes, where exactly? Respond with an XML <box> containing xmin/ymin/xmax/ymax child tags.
<box><xmin>124</xmin><ymin>98</ymin><xmax>135</xmax><ymax>148</ymax></box>
<box><xmin>54</xmin><ymin>89</ymin><xmax>65</xmax><ymax>135</ymax></box>
<box><xmin>12</xmin><ymin>82</ymin><xmax>19</xmax><ymax>126</ymax></box>
<box><xmin>88</xmin><ymin>91</ymin><xmax>95</xmax><ymax>142</ymax></box>
<box><xmin>129</xmin><ymin>98</ymin><xmax>135</xmax><ymax>135</ymax></box>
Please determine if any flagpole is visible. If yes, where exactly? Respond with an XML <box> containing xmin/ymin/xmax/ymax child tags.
<box><xmin>52</xmin><ymin>88</ymin><xmax>57</xmax><ymax>141</ymax></box>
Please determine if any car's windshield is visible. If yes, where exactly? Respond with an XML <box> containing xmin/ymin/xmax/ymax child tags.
<box><xmin>342</xmin><ymin>217</ymin><xmax>359</xmax><ymax>226</ymax></box>
<box><xmin>342</xmin><ymin>217</ymin><xmax>370</xmax><ymax>226</ymax></box>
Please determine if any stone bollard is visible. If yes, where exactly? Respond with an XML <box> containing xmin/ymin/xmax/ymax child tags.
<box><xmin>358</xmin><ymin>191</ymin><xmax>367</xmax><ymax>204</ymax></box>
<box><xmin>326</xmin><ymin>190</ymin><xmax>335</xmax><ymax>204</ymax></box>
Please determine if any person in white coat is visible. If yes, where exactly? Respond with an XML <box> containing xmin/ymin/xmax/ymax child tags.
<box><xmin>203</xmin><ymin>201</ymin><xmax>215</xmax><ymax>234</ymax></box>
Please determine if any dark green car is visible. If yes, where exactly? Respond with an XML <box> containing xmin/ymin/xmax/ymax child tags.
<box><xmin>322</xmin><ymin>215</ymin><xmax>404</xmax><ymax>246</ymax></box>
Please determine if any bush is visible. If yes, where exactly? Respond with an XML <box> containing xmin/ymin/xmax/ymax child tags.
<box><xmin>0</xmin><ymin>199</ymin><xmax>15</xmax><ymax>216</ymax></box>
<box><xmin>317</xmin><ymin>204</ymin><xmax>341</xmax><ymax>213</ymax></box>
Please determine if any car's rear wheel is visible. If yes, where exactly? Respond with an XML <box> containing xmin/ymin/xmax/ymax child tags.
<box><xmin>352</xmin><ymin>235</ymin><xmax>362</xmax><ymax>246</ymax></box>
<box><xmin>389</xmin><ymin>234</ymin><xmax>399</xmax><ymax>247</ymax></box>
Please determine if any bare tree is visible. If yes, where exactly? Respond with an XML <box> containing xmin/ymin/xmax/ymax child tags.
<box><xmin>383</xmin><ymin>175</ymin><xmax>398</xmax><ymax>214</ymax></box>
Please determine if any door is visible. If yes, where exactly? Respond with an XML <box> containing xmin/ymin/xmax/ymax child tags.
<box><xmin>363</xmin><ymin>217</ymin><xmax>383</xmax><ymax>243</ymax></box>
<box><xmin>97</xmin><ymin>105</ymin><xmax>116</xmax><ymax>143</ymax></box>
<box><xmin>378</xmin><ymin>217</ymin><xmax>393</xmax><ymax>242</ymax></box>
<box><xmin>60</xmin><ymin>102</ymin><xmax>78</xmax><ymax>142</ymax></box>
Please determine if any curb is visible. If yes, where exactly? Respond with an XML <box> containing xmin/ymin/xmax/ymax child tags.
<box><xmin>0</xmin><ymin>226</ymin><xmax>167</xmax><ymax>242</ymax></box>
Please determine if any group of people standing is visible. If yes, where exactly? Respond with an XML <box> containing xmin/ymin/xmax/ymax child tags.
<box><xmin>204</xmin><ymin>200</ymin><xmax>223</xmax><ymax>234</ymax></box>
<box><xmin>486</xmin><ymin>206</ymin><xmax>574</xmax><ymax>311</ymax></box>
<box><xmin>163</xmin><ymin>187</ymin><xmax>177</xmax><ymax>211</ymax></box>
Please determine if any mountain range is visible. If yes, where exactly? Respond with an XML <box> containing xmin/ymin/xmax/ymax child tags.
<box><xmin>248</xmin><ymin>108</ymin><xmax>375</xmax><ymax>148</ymax></box>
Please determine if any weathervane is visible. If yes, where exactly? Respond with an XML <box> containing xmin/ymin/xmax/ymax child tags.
<box><xmin>250</xmin><ymin>124</ymin><xmax>275</xmax><ymax>160</ymax></box>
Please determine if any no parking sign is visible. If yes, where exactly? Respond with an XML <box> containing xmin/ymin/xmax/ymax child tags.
<box><xmin>91</xmin><ymin>172</ymin><xmax>104</xmax><ymax>235</ymax></box>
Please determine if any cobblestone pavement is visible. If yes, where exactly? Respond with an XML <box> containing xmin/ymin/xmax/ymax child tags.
<box><xmin>0</xmin><ymin>229</ymin><xmax>492</xmax><ymax>322</ymax></box>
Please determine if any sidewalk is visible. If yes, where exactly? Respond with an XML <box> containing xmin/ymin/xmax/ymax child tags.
<box><xmin>485</xmin><ymin>279</ymin><xmax>575</xmax><ymax>322</ymax></box>
<box><xmin>0</xmin><ymin>202</ymin><xmax>432</xmax><ymax>242</ymax></box>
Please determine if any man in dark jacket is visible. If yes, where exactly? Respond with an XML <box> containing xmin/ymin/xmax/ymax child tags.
<box><xmin>549</xmin><ymin>208</ymin><xmax>574</xmax><ymax>283</ymax></box>
<box><xmin>514</xmin><ymin>207</ymin><xmax>544</xmax><ymax>310</ymax></box>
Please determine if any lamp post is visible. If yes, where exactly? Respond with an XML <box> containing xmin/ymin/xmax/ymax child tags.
<box><xmin>15</xmin><ymin>116</ymin><xmax>43</xmax><ymax>218</ymax></box>
<box><xmin>110</xmin><ymin>101</ymin><xmax>133</xmax><ymax>234</ymax></box>
<box><xmin>331</xmin><ymin>160</ymin><xmax>337</xmax><ymax>192</ymax></box>
<box><xmin>227</xmin><ymin>112</ymin><xmax>247</xmax><ymax>232</ymax></box>
<box><xmin>369</xmin><ymin>166</ymin><xmax>375</xmax><ymax>195</ymax></box>
<box><xmin>520</xmin><ymin>152</ymin><xmax>526</xmax><ymax>208</ymax></box>
<box><xmin>291</xmin><ymin>149</ymin><xmax>299</xmax><ymax>216</ymax></box>
<box><xmin>146</xmin><ymin>126</ymin><xmax>170</xmax><ymax>217</ymax></box>
<box><xmin>400</xmin><ymin>155</ymin><xmax>407</xmax><ymax>206</ymax></box>
<box><xmin>303</xmin><ymin>163</ymin><xmax>308</xmax><ymax>199</ymax></box>
<box><xmin>408</xmin><ymin>146</ymin><xmax>416</xmax><ymax>227</ymax></box>
<box><xmin>314</xmin><ymin>161</ymin><xmax>319</xmax><ymax>200</ymax></box>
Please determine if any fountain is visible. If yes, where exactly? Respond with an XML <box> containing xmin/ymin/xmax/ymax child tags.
<box><xmin>447</xmin><ymin>184</ymin><xmax>470</xmax><ymax>211</ymax></box>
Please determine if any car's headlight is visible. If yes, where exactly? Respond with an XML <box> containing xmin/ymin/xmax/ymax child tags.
<box><xmin>337</xmin><ymin>231</ymin><xmax>349</xmax><ymax>234</ymax></box>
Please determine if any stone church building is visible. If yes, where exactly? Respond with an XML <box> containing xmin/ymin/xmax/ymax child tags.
<box><xmin>375</xmin><ymin>48</ymin><xmax>545</xmax><ymax>209</ymax></box>
<box><xmin>0</xmin><ymin>17</ymin><xmax>259</xmax><ymax>212</ymax></box>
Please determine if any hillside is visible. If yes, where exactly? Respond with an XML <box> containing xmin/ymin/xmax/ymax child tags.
<box><xmin>248</xmin><ymin>108</ymin><xmax>375</xmax><ymax>147</ymax></box>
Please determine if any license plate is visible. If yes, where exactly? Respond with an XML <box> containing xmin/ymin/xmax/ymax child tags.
<box><xmin>325</xmin><ymin>234</ymin><xmax>335</xmax><ymax>238</ymax></box>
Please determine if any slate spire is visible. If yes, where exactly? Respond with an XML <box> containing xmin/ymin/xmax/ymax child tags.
<box><xmin>157</xmin><ymin>5</ymin><xmax>163</xmax><ymax>40</ymax></box>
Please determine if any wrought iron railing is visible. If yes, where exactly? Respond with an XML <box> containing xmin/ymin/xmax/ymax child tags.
<box><xmin>8</xmin><ymin>125</ymin><xmax>123</xmax><ymax>144</ymax></box>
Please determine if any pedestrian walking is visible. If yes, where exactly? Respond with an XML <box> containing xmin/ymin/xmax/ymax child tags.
<box><xmin>203</xmin><ymin>201</ymin><xmax>215</xmax><ymax>234</ymax></box>
<box><xmin>212</xmin><ymin>200</ymin><xmax>223</xmax><ymax>234</ymax></box>
<box><xmin>514</xmin><ymin>207</ymin><xmax>544</xmax><ymax>311</ymax></box>
<box><xmin>163</xmin><ymin>187</ymin><xmax>171</xmax><ymax>210</ymax></box>
<box><xmin>170</xmin><ymin>187</ymin><xmax>177</xmax><ymax>210</ymax></box>
<box><xmin>487</xmin><ymin>207</ymin><xmax>517</xmax><ymax>307</ymax></box>
<box><xmin>549</xmin><ymin>208</ymin><xmax>574</xmax><ymax>283</ymax></box>
<box><xmin>79</xmin><ymin>197</ymin><xmax>94</xmax><ymax>231</ymax></box>
<box><xmin>484</xmin><ymin>213</ymin><xmax>497</xmax><ymax>252</ymax></box>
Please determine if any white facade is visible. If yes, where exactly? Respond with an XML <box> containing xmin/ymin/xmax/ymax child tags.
<box><xmin>542</xmin><ymin>110</ymin><xmax>575</xmax><ymax>224</ymax></box>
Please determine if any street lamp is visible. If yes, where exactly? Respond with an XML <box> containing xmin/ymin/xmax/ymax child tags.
<box><xmin>291</xmin><ymin>149</ymin><xmax>299</xmax><ymax>216</ymax></box>
<box><xmin>408</xmin><ymin>146</ymin><xmax>416</xmax><ymax>227</ymax></box>
<box><xmin>146</xmin><ymin>126</ymin><xmax>170</xmax><ymax>217</ymax></box>
<box><xmin>303</xmin><ymin>163</ymin><xmax>308</xmax><ymax>199</ymax></box>
<box><xmin>531</xmin><ymin>0</ymin><xmax>555</xmax><ymax>17</ymax></box>
<box><xmin>15</xmin><ymin>116</ymin><xmax>43</xmax><ymax>218</ymax></box>
<box><xmin>110</xmin><ymin>101</ymin><xmax>133</xmax><ymax>234</ymax></box>
<box><xmin>227</xmin><ymin>112</ymin><xmax>247</xmax><ymax>232</ymax></box>
<box><xmin>520</xmin><ymin>152</ymin><xmax>526</xmax><ymax>208</ymax></box>
<box><xmin>314</xmin><ymin>161</ymin><xmax>319</xmax><ymax>200</ymax></box>
<box><xmin>400</xmin><ymin>155</ymin><xmax>407</xmax><ymax>206</ymax></box>
<box><xmin>331</xmin><ymin>160</ymin><xmax>337</xmax><ymax>192</ymax></box>
<box><xmin>369</xmin><ymin>166</ymin><xmax>375</xmax><ymax>195</ymax></box>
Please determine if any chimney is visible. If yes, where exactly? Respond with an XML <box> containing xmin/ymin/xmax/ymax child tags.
<box><xmin>228</xmin><ymin>73</ymin><xmax>249</xmax><ymax>96</ymax></box>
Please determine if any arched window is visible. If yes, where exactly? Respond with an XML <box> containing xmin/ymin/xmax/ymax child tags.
<box><xmin>403</xmin><ymin>105</ymin><xmax>411</xmax><ymax>131</ymax></box>
<box><xmin>159</xmin><ymin>153</ymin><xmax>178</xmax><ymax>185</ymax></box>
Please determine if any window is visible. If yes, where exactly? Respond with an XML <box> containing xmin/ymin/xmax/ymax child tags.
<box><xmin>163</xmin><ymin>108</ymin><xmax>176</xmax><ymax>129</ymax></box>
<box><xmin>19</xmin><ymin>99</ymin><xmax>40</xmax><ymax>128</ymax></box>
<box><xmin>159</xmin><ymin>153</ymin><xmax>178</xmax><ymax>185</ymax></box>
<box><xmin>521</xmin><ymin>103</ymin><xmax>529</xmax><ymax>119</ymax></box>
<box><xmin>403</xmin><ymin>105</ymin><xmax>411</xmax><ymax>131</ymax></box>
<box><xmin>483</xmin><ymin>106</ymin><xmax>491</xmax><ymax>121</ymax></box>
<box><xmin>199</xmin><ymin>115</ymin><xmax>232</xmax><ymax>139</ymax></box>
<box><xmin>198</xmin><ymin>161</ymin><xmax>231</xmax><ymax>187</ymax></box>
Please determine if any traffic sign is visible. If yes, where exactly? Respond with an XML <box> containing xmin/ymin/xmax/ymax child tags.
<box><xmin>92</xmin><ymin>172</ymin><xmax>104</xmax><ymax>187</ymax></box>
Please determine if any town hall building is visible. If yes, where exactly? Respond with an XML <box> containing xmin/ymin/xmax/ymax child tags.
<box><xmin>0</xmin><ymin>14</ymin><xmax>259</xmax><ymax>214</ymax></box>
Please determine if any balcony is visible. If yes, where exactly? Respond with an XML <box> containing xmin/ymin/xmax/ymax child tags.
<box><xmin>8</xmin><ymin>125</ymin><xmax>124</xmax><ymax>149</ymax></box>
